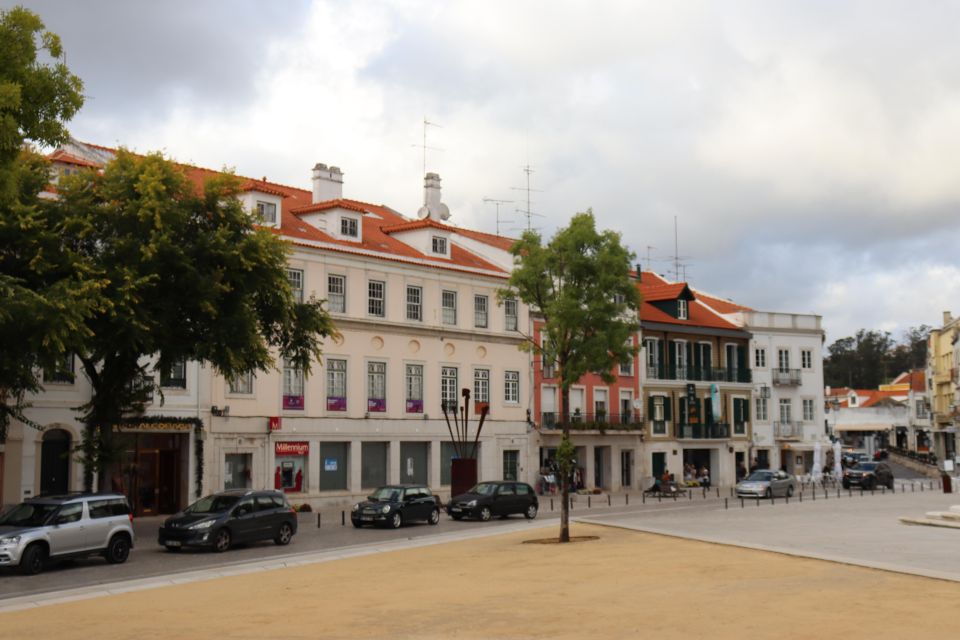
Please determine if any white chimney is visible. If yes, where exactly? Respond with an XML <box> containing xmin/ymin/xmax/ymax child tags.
<box><xmin>417</xmin><ymin>172</ymin><xmax>450</xmax><ymax>221</ymax></box>
<box><xmin>945</xmin><ymin>311</ymin><xmax>953</xmax><ymax>326</ymax></box>
<box><xmin>312</xmin><ymin>163</ymin><xmax>343</xmax><ymax>203</ymax></box>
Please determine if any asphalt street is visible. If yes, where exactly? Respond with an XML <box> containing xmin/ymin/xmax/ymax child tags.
<box><xmin>1</xmin><ymin>478</ymin><xmax>948</xmax><ymax>599</ymax></box>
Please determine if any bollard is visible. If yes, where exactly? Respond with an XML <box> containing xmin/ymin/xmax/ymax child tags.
<box><xmin>658</xmin><ymin>494</ymin><xmax>662</xmax><ymax>503</ymax></box>
<box><xmin>673</xmin><ymin>492</ymin><xmax>677</xmax><ymax>502</ymax></box>
<box><xmin>786</xmin><ymin>495</ymin><xmax>789</xmax><ymax>505</ymax></box>
<box><xmin>626</xmin><ymin>494</ymin><xmax>630</xmax><ymax>506</ymax></box>
<box><xmin>799</xmin><ymin>492</ymin><xmax>802</xmax><ymax>503</ymax></box>
<box><xmin>837</xmin><ymin>487</ymin><xmax>840</xmax><ymax>498</ymax></box>
<box><xmin>725</xmin><ymin>498</ymin><xmax>728</xmax><ymax>509</ymax></box>
<box><xmin>812</xmin><ymin>487</ymin><xmax>816</xmax><ymax>501</ymax></box>
<box><xmin>608</xmin><ymin>495</ymin><xmax>611</xmax><ymax>507</ymax></box>
<box><xmin>570</xmin><ymin>497</ymin><xmax>574</xmax><ymax>511</ymax></box>
<box><xmin>588</xmin><ymin>496</ymin><xmax>591</xmax><ymax>508</ymax></box>
<box><xmin>848</xmin><ymin>489</ymin><xmax>852</xmax><ymax>498</ymax></box>
<box><xmin>317</xmin><ymin>513</ymin><xmax>321</xmax><ymax>528</ymax></box>
<box><xmin>341</xmin><ymin>511</ymin><xmax>345</xmax><ymax>526</ymax></box>
<box><xmin>930</xmin><ymin>481</ymin><xmax>934</xmax><ymax>491</ymax></box>
<box><xmin>756</xmin><ymin>496</ymin><xmax>760</xmax><ymax>507</ymax></box>
<box><xmin>550</xmin><ymin>498</ymin><xmax>554</xmax><ymax>511</ymax></box>
<box><xmin>861</xmin><ymin>487</ymin><xmax>864</xmax><ymax>497</ymax></box>
<box><xmin>730</xmin><ymin>487</ymin><xmax>734</xmax><ymax>498</ymax></box>
<box><xmin>703</xmin><ymin>488</ymin><xmax>707</xmax><ymax>499</ymax></box>
<box><xmin>921</xmin><ymin>482</ymin><xmax>924</xmax><ymax>492</ymax></box>
<box><xmin>741</xmin><ymin>497</ymin><xmax>744</xmax><ymax>508</ymax></box>
<box><xmin>881</xmin><ymin>486</ymin><xmax>885</xmax><ymax>495</ymax></box>
<box><xmin>642</xmin><ymin>493</ymin><xmax>645</xmax><ymax>504</ymax></box>
<box><xmin>824</xmin><ymin>488</ymin><xmax>828</xmax><ymax>500</ymax></box>
<box><xmin>771</xmin><ymin>496</ymin><xmax>775</xmax><ymax>506</ymax></box>
<box><xmin>871</xmin><ymin>487</ymin><xmax>875</xmax><ymax>496</ymax></box>
<box><xmin>689</xmin><ymin>491</ymin><xmax>692</xmax><ymax>501</ymax></box>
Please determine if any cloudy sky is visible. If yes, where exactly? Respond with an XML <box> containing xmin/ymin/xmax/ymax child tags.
<box><xmin>10</xmin><ymin>0</ymin><xmax>960</xmax><ymax>344</ymax></box>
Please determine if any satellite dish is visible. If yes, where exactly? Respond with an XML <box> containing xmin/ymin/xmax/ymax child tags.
<box><xmin>417</xmin><ymin>206</ymin><xmax>430</xmax><ymax>219</ymax></box>
<box><xmin>438</xmin><ymin>203</ymin><xmax>450</xmax><ymax>220</ymax></box>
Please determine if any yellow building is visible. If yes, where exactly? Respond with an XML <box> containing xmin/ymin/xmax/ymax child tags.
<box><xmin>927</xmin><ymin>311</ymin><xmax>959</xmax><ymax>462</ymax></box>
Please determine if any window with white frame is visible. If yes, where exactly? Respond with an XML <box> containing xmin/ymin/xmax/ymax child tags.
<box><xmin>916</xmin><ymin>399</ymin><xmax>928</xmax><ymax>419</ymax></box>
<box><xmin>474</xmin><ymin>368</ymin><xmax>490</xmax><ymax>405</ymax></box>
<box><xmin>779</xmin><ymin>398</ymin><xmax>792</xmax><ymax>423</ymax></box>
<box><xmin>778</xmin><ymin>348</ymin><xmax>790</xmax><ymax>371</ymax></box>
<box><xmin>256</xmin><ymin>201</ymin><xmax>276</xmax><ymax>224</ymax></box>
<box><xmin>228</xmin><ymin>371</ymin><xmax>254</xmax><ymax>395</ymax></box>
<box><xmin>755</xmin><ymin>397</ymin><xmax>768</xmax><ymax>421</ymax></box>
<box><xmin>405</xmin><ymin>364</ymin><xmax>423</xmax><ymax>413</ymax></box>
<box><xmin>368</xmin><ymin>280</ymin><xmax>385</xmax><ymax>317</ymax></box>
<box><xmin>341</xmin><ymin>216</ymin><xmax>358</xmax><ymax>238</ymax></box>
<box><xmin>326</xmin><ymin>359</ymin><xmax>347</xmax><ymax>411</ymax></box>
<box><xmin>432</xmin><ymin>236</ymin><xmax>447</xmax><ymax>255</ymax></box>
<box><xmin>441</xmin><ymin>290</ymin><xmax>457</xmax><ymax>325</ymax></box>
<box><xmin>161</xmin><ymin>359</ymin><xmax>187</xmax><ymax>389</ymax></box>
<box><xmin>367</xmin><ymin>362</ymin><xmax>386</xmax><ymax>412</ymax></box>
<box><xmin>677</xmin><ymin>299</ymin><xmax>688</xmax><ymax>320</ymax></box>
<box><xmin>504</xmin><ymin>299</ymin><xmax>518</xmax><ymax>331</ymax></box>
<box><xmin>287</xmin><ymin>268</ymin><xmax>303</xmax><ymax>303</ymax></box>
<box><xmin>504</xmin><ymin>371</ymin><xmax>519</xmax><ymax>403</ymax></box>
<box><xmin>406</xmin><ymin>285</ymin><xmax>422</xmax><ymax>321</ymax></box>
<box><xmin>283</xmin><ymin>359</ymin><xmax>304</xmax><ymax>410</ymax></box>
<box><xmin>441</xmin><ymin>366</ymin><xmax>458</xmax><ymax>410</ymax></box>
<box><xmin>673</xmin><ymin>340</ymin><xmax>688</xmax><ymax>378</ymax></box>
<box><xmin>801</xmin><ymin>349</ymin><xmax>813</xmax><ymax>369</ymax></box>
<box><xmin>802</xmin><ymin>398</ymin><xmax>814</xmax><ymax>421</ymax></box>
<box><xmin>755</xmin><ymin>348</ymin><xmax>766</xmax><ymax>368</ymax></box>
<box><xmin>474</xmin><ymin>295</ymin><xmax>488</xmax><ymax>328</ymax></box>
<box><xmin>645</xmin><ymin>338</ymin><xmax>659</xmax><ymax>377</ymax></box>
<box><xmin>652</xmin><ymin>396</ymin><xmax>666</xmax><ymax>434</ymax></box>
<box><xmin>328</xmin><ymin>275</ymin><xmax>345</xmax><ymax>313</ymax></box>
<box><xmin>619</xmin><ymin>340</ymin><xmax>633</xmax><ymax>376</ymax></box>
<box><xmin>43</xmin><ymin>353</ymin><xmax>75</xmax><ymax>384</ymax></box>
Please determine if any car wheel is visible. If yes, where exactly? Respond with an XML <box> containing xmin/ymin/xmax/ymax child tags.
<box><xmin>764</xmin><ymin>488</ymin><xmax>773</xmax><ymax>499</ymax></box>
<box><xmin>213</xmin><ymin>528</ymin><xmax>232</xmax><ymax>553</ymax></box>
<box><xmin>389</xmin><ymin>512</ymin><xmax>403</xmax><ymax>529</ymax></box>
<box><xmin>786</xmin><ymin>485</ymin><xmax>794</xmax><ymax>498</ymax></box>
<box><xmin>479</xmin><ymin>506</ymin><xmax>492</xmax><ymax>522</ymax></box>
<box><xmin>274</xmin><ymin>522</ymin><xmax>294</xmax><ymax>546</ymax></box>
<box><xmin>17</xmin><ymin>543</ymin><xmax>46</xmax><ymax>576</ymax></box>
<box><xmin>524</xmin><ymin>504</ymin><xmax>539</xmax><ymax>520</ymax></box>
<box><xmin>428</xmin><ymin>508</ymin><xmax>440</xmax><ymax>525</ymax></box>
<box><xmin>842</xmin><ymin>481</ymin><xmax>850</xmax><ymax>489</ymax></box>
<box><xmin>165</xmin><ymin>545</ymin><xmax>182</xmax><ymax>552</ymax></box>
<box><xmin>351</xmin><ymin>520</ymin><xmax>363</xmax><ymax>528</ymax></box>
<box><xmin>104</xmin><ymin>535</ymin><xmax>131</xmax><ymax>564</ymax></box>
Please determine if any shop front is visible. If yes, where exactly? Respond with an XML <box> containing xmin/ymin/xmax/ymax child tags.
<box><xmin>109</xmin><ymin>420</ymin><xmax>193</xmax><ymax>516</ymax></box>
<box><xmin>274</xmin><ymin>441</ymin><xmax>308</xmax><ymax>493</ymax></box>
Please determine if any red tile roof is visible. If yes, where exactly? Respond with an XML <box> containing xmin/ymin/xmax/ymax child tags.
<box><xmin>48</xmin><ymin>150</ymin><xmax>101</xmax><ymax>168</ymax></box>
<box><xmin>641</xmin><ymin>283</ymin><xmax>691</xmax><ymax>302</ymax></box>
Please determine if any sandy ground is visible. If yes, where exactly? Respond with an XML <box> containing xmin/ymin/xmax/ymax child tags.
<box><xmin>3</xmin><ymin>523</ymin><xmax>958</xmax><ymax>640</ymax></box>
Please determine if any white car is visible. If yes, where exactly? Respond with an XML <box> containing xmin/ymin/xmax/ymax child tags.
<box><xmin>736</xmin><ymin>470</ymin><xmax>797</xmax><ymax>499</ymax></box>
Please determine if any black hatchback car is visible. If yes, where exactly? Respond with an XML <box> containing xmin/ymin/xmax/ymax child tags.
<box><xmin>158</xmin><ymin>489</ymin><xmax>297</xmax><ymax>552</ymax></box>
<box><xmin>447</xmin><ymin>481</ymin><xmax>539</xmax><ymax>521</ymax></box>
<box><xmin>843</xmin><ymin>462</ymin><xmax>895</xmax><ymax>490</ymax></box>
<box><xmin>351</xmin><ymin>485</ymin><xmax>441</xmax><ymax>529</ymax></box>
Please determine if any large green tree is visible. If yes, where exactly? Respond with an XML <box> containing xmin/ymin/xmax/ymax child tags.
<box><xmin>0</xmin><ymin>6</ymin><xmax>87</xmax><ymax>440</ymax></box>
<box><xmin>824</xmin><ymin>325</ymin><xmax>931</xmax><ymax>389</ymax></box>
<box><xmin>52</xmin><ymin>150</ymin><xmax>337</xmax><ymax>488</ymax></box>
<box><xmin>501</xmin><ymin>211</ymin><xmax>639</xmax><ymax>542</ymax></box>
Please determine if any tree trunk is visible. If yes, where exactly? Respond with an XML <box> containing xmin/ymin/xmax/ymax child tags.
<box><xmin>559</xmin><ymin>422</ymin><xmax>570</xmax><ymax>543</ymax></box>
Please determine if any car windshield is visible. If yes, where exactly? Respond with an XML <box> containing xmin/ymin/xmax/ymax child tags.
<box><xmin>745</xmin><ymin>472</ymin><xmax>773</xmax><ymax>482</ymax></box>
<box><xmin>185</xmin><ymin>495</ymin><xmax>241</xmax><ymax>514</ymax></box>
<box><xmin>368</xmin><ymin>487</ymin><xmax>403</xmax><ymax>502</ymax></box>
<box><xmin>469</xmin><ymin>483</ymin><xmax>499</xmax><ymax>496</ymax></box>
<box><xmin>854</xmin><ymin>462</ymin><xmax>878</xmax><ymax>471</ymax></box>
<box><xmin>0</xmin><ymin>502</ymin><xmax>59</xmax><ymax>527</ymax></box>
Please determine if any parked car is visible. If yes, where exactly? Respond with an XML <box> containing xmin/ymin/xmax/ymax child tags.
<box><xmin>351</xmin><ymin>485</ymin><xmax>441</xmax><ymax>529</ymax></box>
<box><xmin>735</xmin><ymin>470</ymin><xmax>797</xmax><ymax>499</ymax></box>
<box><xmin>447</xmin><ymin>481</ymin><xmax>539</xmax><ymax>521</ymax></box>
<box><xmin>158</xmin><ymin>489</ymin><xmax>297</xmax><ymax>552</ymax></box>
<box><xmin>843</xmin><ymin>462</ymin><xmax>894</xmax><ymax>490</ymax></box>
<box><xmin>0</xmin><ymin>492</ymin><xmax>134</xmax><ymax>575</ymax></box>
<box><xmin>842</xmin><ymin>451</ymin><xmax>869</xmax><ymax>467</ymax></box>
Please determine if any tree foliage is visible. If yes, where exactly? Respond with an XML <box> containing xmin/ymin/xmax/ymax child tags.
<box><xmin>500</xmin><ymin>210</ymin><xmax>639</xmax><ymax>542</ymax></box>
<box><xmin>824</xmin><ymin>325</ymin><xmax>930</xmax><ymax>389</ymax></box>
<box><xmin>50</xmin><ymin>150</ymin><xmax>337</xmax><ymax>487</ymax></box>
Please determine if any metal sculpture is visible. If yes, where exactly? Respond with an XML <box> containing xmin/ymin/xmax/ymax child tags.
<box><xmin>441</xmin><ymin>388</ymin><xmax>489</xmax><ymax>497</ymax></box>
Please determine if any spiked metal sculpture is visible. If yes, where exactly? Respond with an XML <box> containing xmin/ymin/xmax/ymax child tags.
<box><xmin>441</xmin><ymin>388</ymin><xmax>489</xmax><ymax>497</ymax></box>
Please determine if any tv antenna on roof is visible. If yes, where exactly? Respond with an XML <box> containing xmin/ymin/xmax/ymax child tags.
<box><xmin>483</xmin><ymin>197</ymin><xmax>514</xmax><ymax>236</ymax></box>
<box><xmin>510</xmin><ymin>164</ymin><xmax>544</xmax><ymax>231</ymax></box>
<box><xmin>411</xmin><ymin>117</ymin><xmax>443</xmax><ymax>198</ymax></box>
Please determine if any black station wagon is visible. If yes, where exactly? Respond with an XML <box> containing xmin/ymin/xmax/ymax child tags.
<box><xmin>447</xmin><ymin>481</ymin><xmax>539</xmax><ymax>521</ymax></box>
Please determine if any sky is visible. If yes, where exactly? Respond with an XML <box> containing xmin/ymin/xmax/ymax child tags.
<box><xmin>9</xmin><ymin>0</ymin><xmax>960</xmax><ymax>345</ymax></box>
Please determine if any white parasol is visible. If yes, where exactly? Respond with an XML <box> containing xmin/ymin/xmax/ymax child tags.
<box><xmin>833</xmin><ymin>439</ymin><xmax>844</xmax><ymax>482</ymax></box>
<box><xmin>812</xmin><ymin>440</ymin><xmax>823</xmax><ymax>482</ymax></box>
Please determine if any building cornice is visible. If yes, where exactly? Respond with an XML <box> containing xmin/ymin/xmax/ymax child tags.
<box><xmin>329</xmin><ymin>317</ymin><xmax>527</xmax><ymax>346</ymax></box>
<box><xmin>640</xmin><ymin>321</ymin><xmax>752</xmax><ymax>340</ymax></box>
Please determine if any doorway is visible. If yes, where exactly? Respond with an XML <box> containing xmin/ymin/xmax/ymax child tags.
<box><xmin>40</xmin><ymin>429</ymin><xmax>71</xmax><ymax>495</ymax></box>
<box><xmin>620</xmin><ymin>449</ymin><xmax>633</xmax><ymax>489</ymax></box>
<box><xmin>652</xmin><ymin>451</ymin><xmax>667</xmax><ymax>480</ymax></box>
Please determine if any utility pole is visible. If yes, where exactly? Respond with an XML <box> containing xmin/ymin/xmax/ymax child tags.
<box><xmin>483</xmin><ymin>197</ymin><xmax>514</xmax><ymax>236</ymax></box>
<box><xmin>511</xmin><ymin>164</ymin><xmax>544</xmax><ymax>231</ymax></box>
<box><xmin>411</xmin><ymin>117</ymin><xmax>442</xmax><ymax>203</ymax></box>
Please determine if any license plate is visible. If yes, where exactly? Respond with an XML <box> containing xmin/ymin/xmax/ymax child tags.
<box><xmin>165</xmin><ymin>540</ymin><xmax>182</xmax><ymax>547</ymax></box>
<box><xmin>361</xmin><ymin>516</ymin><xmax>374</xmax><ymax>521</ymax></box>
<box><xmin>451</xmin><ymin>507</ymin><xmax>462</xmax><ymax>512</ymax></box>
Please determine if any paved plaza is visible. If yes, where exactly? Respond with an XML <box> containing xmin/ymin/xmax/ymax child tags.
<box><xmin>1</xmin><ymin>487</ymin><xmax>957</xmax><ymax>639</ymax></box>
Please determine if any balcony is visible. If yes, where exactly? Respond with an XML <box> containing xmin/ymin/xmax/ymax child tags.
<box><xmin>771</xmin><ymin>368</ymin><xmax>802</xmax><ymax>386</ymax></box>
<box><xmin>540</xmin><ymin>412</ymin><xmax>643</xmax><ymax>432</ymax></box>
<box><xmin>677</xmin><ymin>423</ymin><xmax>730</xmax><ymax>439</ymax></box>
<box><xmin>774</xmin><ymin>420</ymin><xmax>803</xmax><ymax>440</ymax></box>
<box><xmin>645</xmin><ymin>365</ymin><xmax>752</xmax><ymax>384</ymax></box>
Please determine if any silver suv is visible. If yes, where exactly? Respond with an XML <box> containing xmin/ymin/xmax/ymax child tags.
<box><xmin>0</xmin><ymin>492</ymin><xmax>135</xmax><ymax>575</ymax></box>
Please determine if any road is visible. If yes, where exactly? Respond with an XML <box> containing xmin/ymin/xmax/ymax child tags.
<box><xmin>0</xmin><ymin>478</ymin><xmax>947</xmax><ymax>599</ymax></box>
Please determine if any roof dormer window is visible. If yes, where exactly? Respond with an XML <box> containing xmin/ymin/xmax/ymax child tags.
<box><xmin>678</xmin><ymin>299</ymin><xmax>688</xmax><ymax>320</ymax></box>
<box><xmin>257</xmin><ymin>201</ymin><xmax>277</xmax><ymax>224</ymax></box>
<box><xmin>341</xmin><ymin>216</ymin><xmax>359</xmax><ymax>238</ymax></box>
<box><xmin>432</xmin><ymin>236</ymin><xmax>448</xmax><ymax>256</ymax></box>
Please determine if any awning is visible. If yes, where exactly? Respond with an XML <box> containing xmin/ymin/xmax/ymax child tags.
<box><xmin>833</xmin><ymin>423</ymin><xmax>893</xmax><ymax>432</ymax></box>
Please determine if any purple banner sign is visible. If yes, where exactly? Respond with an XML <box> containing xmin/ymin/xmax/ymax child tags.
<box><xmin>327</xmin><ymin>396</ymin><xmax>346</xmax><ymax>411</ymax></box>
<box><xmin>282</xmin><ymin>395</ymin><xmax>304</xmax><ymax>410</ymax></box>
<box><xmin>406</xmin><ymin>399</ymin><xmax>423</xmax><ymax>414</ymax></box>
<box><xmin>367</xmin><ymin>398</ymin><xmax>386</xmax><ymax>412</ymax></box>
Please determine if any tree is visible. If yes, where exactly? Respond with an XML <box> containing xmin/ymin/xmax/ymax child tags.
<box><xmin>500</xmin><ymin>211</ymin><xmax>639</xmax><ymax>542</ymax></box>
<box><xmin>51</xmin><ymin>150</ymin><xmax>337</xmax><ymax>489</ymax></box>
<box><xmin>0</xmin><ymin>6</ymin><xmax>86</xmax><ymax>439</ymax></box>
<box><xmin>824</xmin><ymin>325</ymin><xmax>931</xmax><ymax>389</ymax></box>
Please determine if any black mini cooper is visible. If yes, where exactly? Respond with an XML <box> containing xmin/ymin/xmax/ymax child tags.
<box><xmin>447</xmin><ymin>481</ymin><xmax>539</xmax><ymax>521</ymax></box>
<box><xmin>351</xmin><ymin>485</ymin><xmax>441</xmax><ymax>529</ymax></box>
